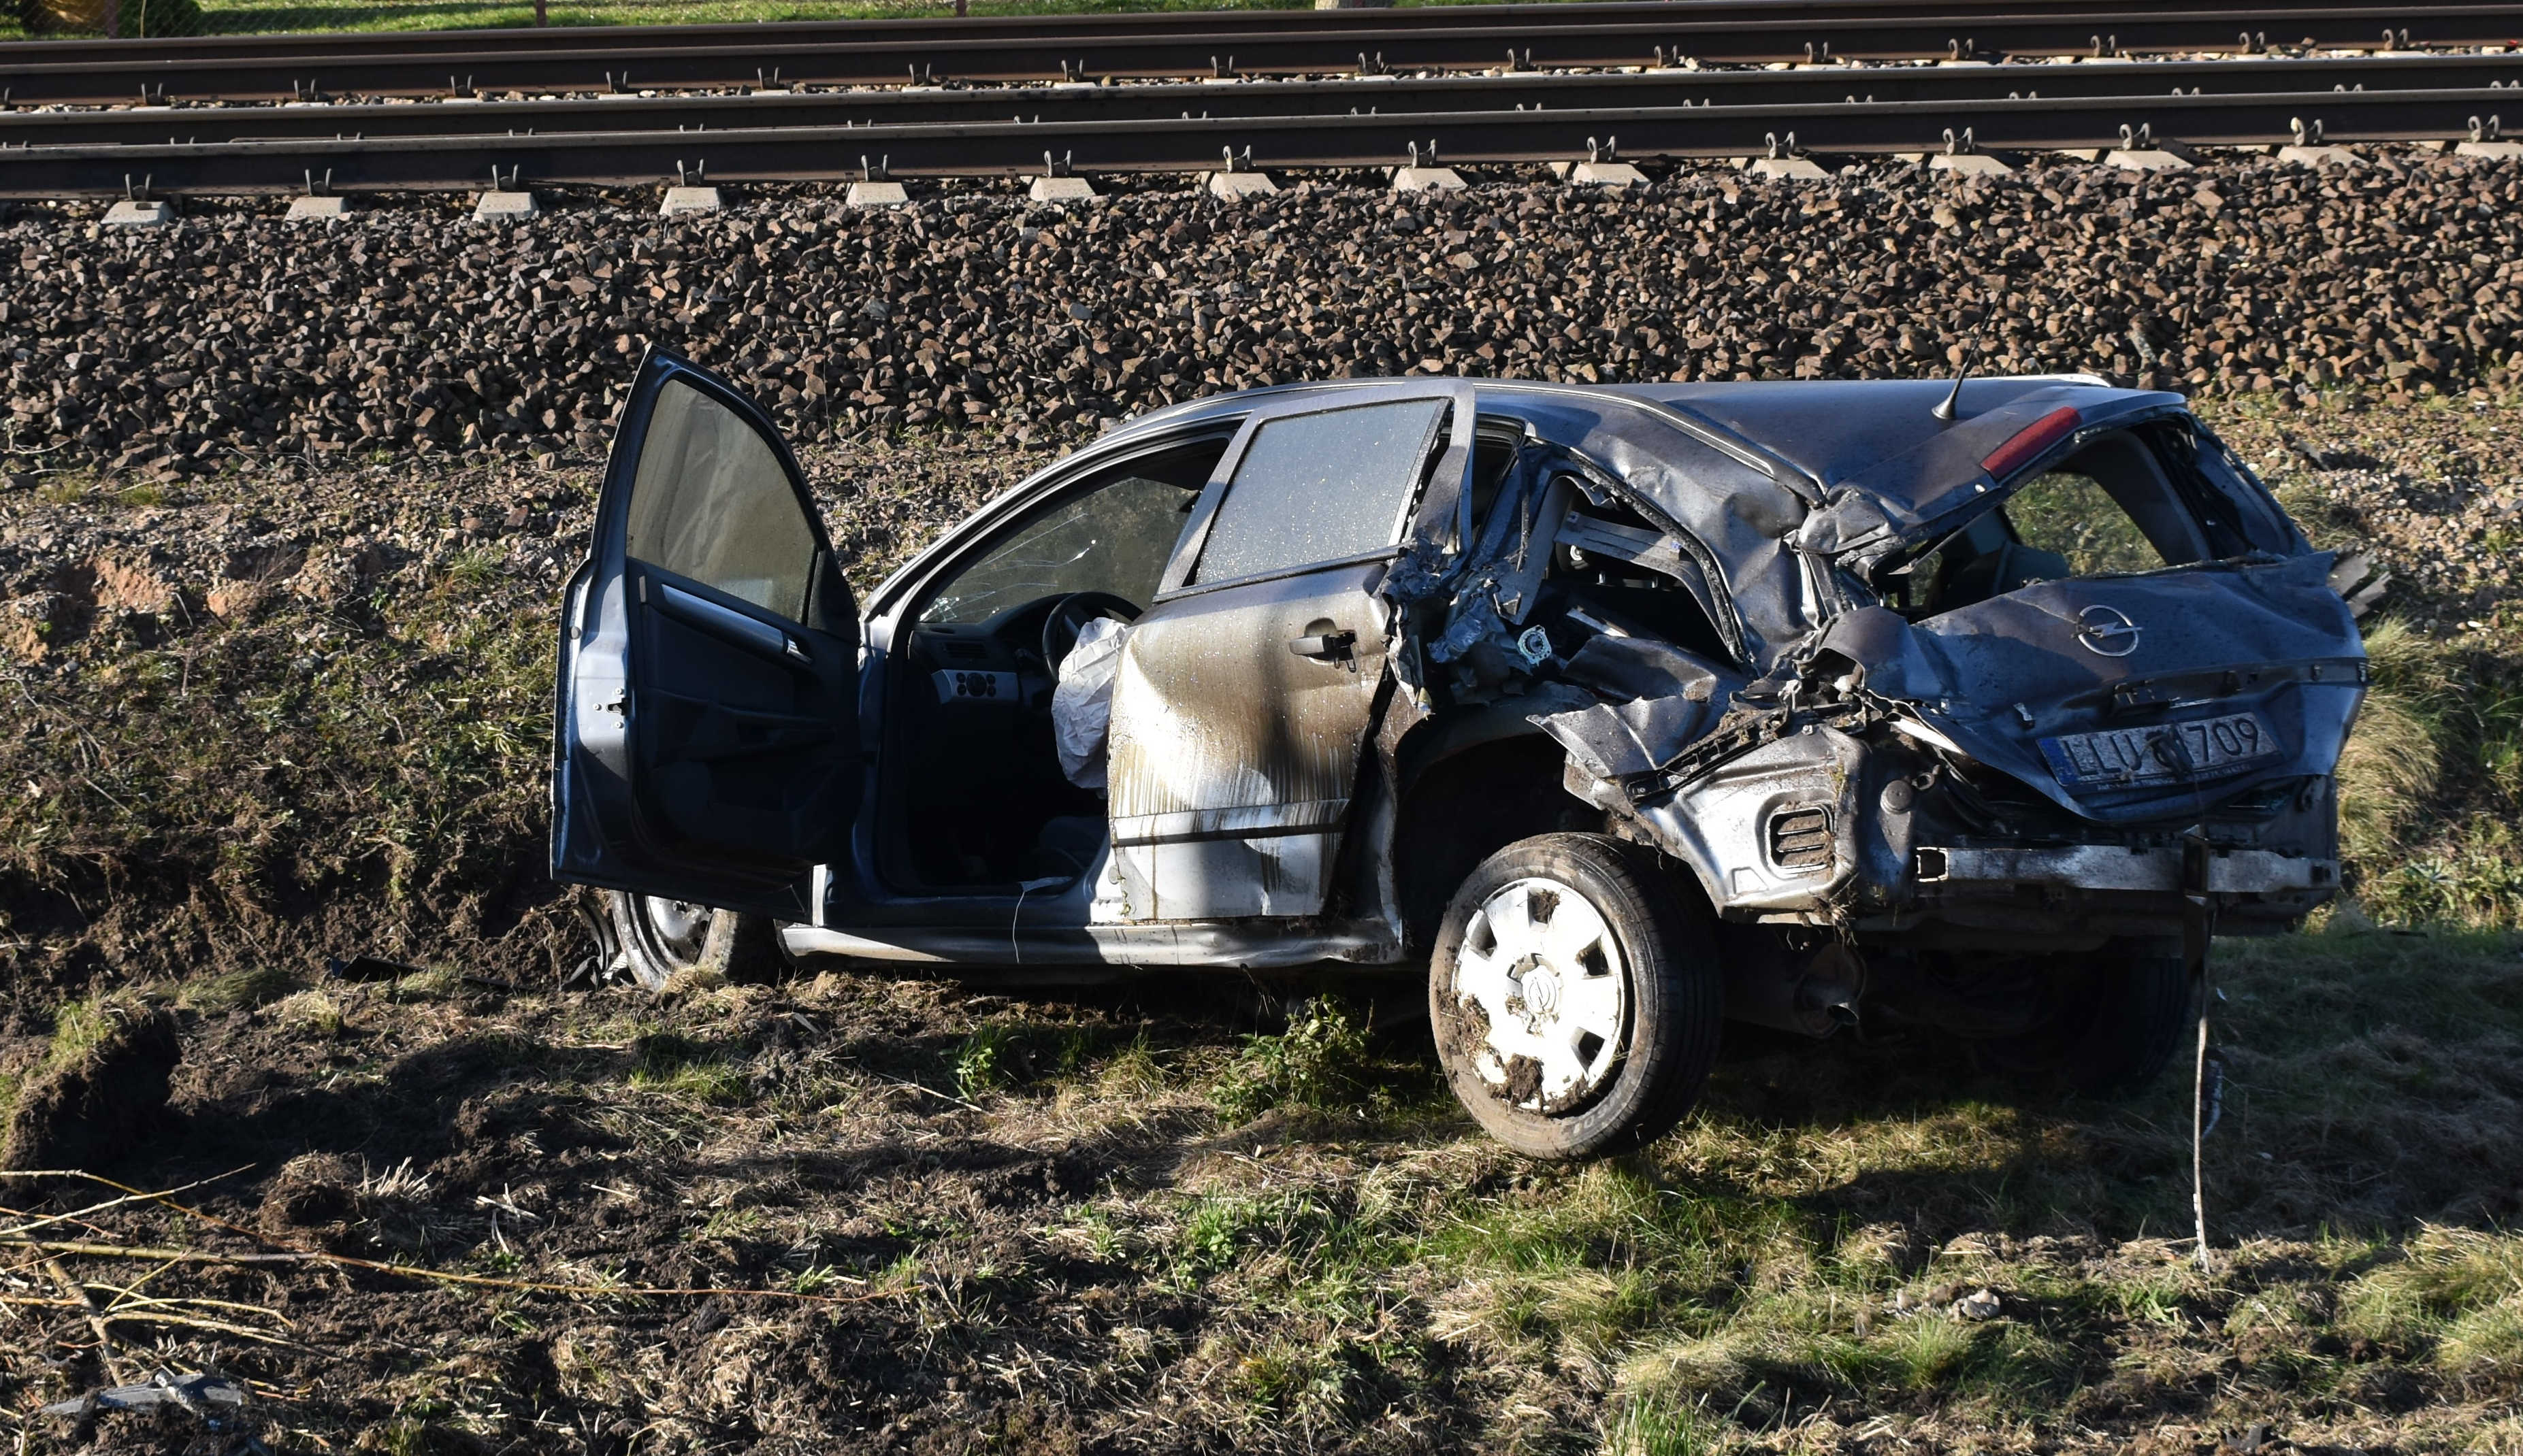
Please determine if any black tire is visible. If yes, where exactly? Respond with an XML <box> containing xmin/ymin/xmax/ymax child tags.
<box><xmin>1427</xmin><ymin>833</ymin><xmax>1720</xmax><ymax>1159</ymax></box>
<box><xmin>1978</xmin><ymin>950</ymin><xmax>2192</xmax><ymax>1097</ymax></box>
<box><xmin>2064</xmin><ymin>952</ymin><xmax>2194</xmax><ymax>1096</ymax></box>
<box><xmin>604</xmin><ymin>891</ymin><xmax>781</xmax><ymax>993</ymax></box>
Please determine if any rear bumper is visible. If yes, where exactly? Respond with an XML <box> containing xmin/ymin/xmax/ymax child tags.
<box><xmin>1916</xmin><ymin>843</ymin><xmax>2338</xmax><ymax>897</ymax></box>
<box><xmin>1845</xmin><ymin>838</ymin><xmax>2337</xmax><ymax>948</ymax></box>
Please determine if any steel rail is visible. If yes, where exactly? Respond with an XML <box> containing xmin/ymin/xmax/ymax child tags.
<box><xmin>1</xmin><ymin>86</ymin><xmax>2505</xmax><ymax>197</ymax></box>
<box><xmin>9</xmin><ymin>53</ymin><xmax>2520</xmax><ymax>149</ymax></box>
<box><xmin>5</xmin><ymin>5</ymin><xmax>2522</xmax><ymax>105</ymax></box>
<box><xmin>8</xmin><ymin>0</ymin><xmax>2521</xmax><ymax>68</ymax></box>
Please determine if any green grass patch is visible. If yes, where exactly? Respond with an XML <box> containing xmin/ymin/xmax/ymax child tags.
<box><xmin>629</xmin><ymin>1027</ymin><xmax>752</xmax><ymax>1107</ymax></box>
<box><xmin>176</xmin><ymin>963</ymin><xmax>305</xmax><ymax>1012</ymax></box>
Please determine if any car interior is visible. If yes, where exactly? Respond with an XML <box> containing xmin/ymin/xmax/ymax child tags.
<box><xmin>1882</xmin><ymin>427</ymin><xmax>2215</xmax><ymax>619</ymax></box>
<box><xmin>881</xmin><ymin>435</ymin><xmax>1232</xmax><ymax>891</ymax></box>
<box><xmin>1542</xmin><ymin>487</ymin><xmax>1738</xmax><ymax>667</ymax></box>
<box><xmin>869</xmin><ymin>412</ymin><xmax>1748</xmax><ymax>897</ymax></box>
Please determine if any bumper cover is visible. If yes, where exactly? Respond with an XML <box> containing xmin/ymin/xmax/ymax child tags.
<box><xmin>1917</xmin><ymin>843</ymin><xmax>2338</xmax><ymax>896</ymax></box>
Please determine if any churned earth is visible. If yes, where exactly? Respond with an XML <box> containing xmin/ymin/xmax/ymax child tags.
<box><xmin>1</xmin><ymin>159</ymin><xmax>2520</xmax><ymax>1453</ymax></box>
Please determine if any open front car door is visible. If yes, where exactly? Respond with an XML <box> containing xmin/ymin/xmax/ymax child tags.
<box><xmin>551</xmin><ymin>350</ymin><xmax>860</xmax><ymax>922</ymax></box>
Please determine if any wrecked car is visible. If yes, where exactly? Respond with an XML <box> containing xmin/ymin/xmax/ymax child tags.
<box><xmin>553</xmin><ymin>351</ymin><xmax>2362</xmax><ymax>1158</ymax></box>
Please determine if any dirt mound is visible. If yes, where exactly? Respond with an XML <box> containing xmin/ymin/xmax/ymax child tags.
<box><xmin>0</xmin><ymin>1001</ymin><xmax>180</xmax><ymax>1175</ymax></box>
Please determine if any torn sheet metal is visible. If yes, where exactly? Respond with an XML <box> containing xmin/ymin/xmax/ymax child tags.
<box><xmin>43</xmin><ymin>1370</ymin><xmax>246</xmax><ymax>1419</ymax></box>
<box><xmin>1819</xmin><ymin>553</ymin><xmax>2365</xmax><ymax>825</ymax></box>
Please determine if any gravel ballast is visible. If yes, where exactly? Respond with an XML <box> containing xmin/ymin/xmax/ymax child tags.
<box><xmin>3</xmin><ymin>150</ymin><xmax>2521</xmax><ymax>482</ymax></box>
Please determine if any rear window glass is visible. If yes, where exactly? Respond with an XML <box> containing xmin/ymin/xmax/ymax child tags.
<box><xmin>1191</xmin><ymin>398</ymin><xmax>1447</xmax><ymax>584</ymax></box>
<box><xmin>625</xmin><ymin>379</ymin><xmax>817</xmax><ymax>622</ymax></box>
<box><xmin>2003</xmin><ymin>470</ymin><xmax>2173</xmax><ymax>577</ymax></box>
<box><xmin>1887</xmin><ymin>429</ymin><xmax>2209</xmax><ymax>618</ymax></box>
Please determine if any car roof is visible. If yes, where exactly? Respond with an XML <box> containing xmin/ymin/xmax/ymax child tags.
<box><xmin>1112</xmin><ymin>375</ymin><xmax>2175</xmax><ymax>491</ymax></box>
<box><xmin>1602</xmin><ymin>377</ymin><xmax>2166</xmax><ymax>489</ymax></box>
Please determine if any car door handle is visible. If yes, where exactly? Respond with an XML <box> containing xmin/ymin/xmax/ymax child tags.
<box><xmin>1287</xmin><ymin>629</ymin><xmax>1356</xmax><ymax>662</ymax></box>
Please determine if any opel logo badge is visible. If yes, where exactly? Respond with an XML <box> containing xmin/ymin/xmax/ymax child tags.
<box><xmin>2076</xmin><ymin>604</ymin><xmax>2142</xmax><ymax>657</ymax></box>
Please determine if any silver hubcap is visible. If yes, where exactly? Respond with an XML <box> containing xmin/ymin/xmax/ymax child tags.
<box><xmin>1448</xmin><ymin>876</ymin><xmax>1631</xmax><ymax>1113</ymax></box>
<box><xmin>637</xmin><ymin>896</ymin><xmax>711</xmax><ymax>967</ymax></box>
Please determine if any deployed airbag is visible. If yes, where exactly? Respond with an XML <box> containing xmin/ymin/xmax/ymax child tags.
<box><xmin>1053</xmin><ymin>615</ymin><xmax>1130</xmax><ymax>791</ymax></box>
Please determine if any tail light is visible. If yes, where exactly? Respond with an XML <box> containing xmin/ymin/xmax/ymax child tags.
<box><xmin>1981</xmin><ymin>407</ymin><xmax>2083</xmax><ymax>480</ymax></box>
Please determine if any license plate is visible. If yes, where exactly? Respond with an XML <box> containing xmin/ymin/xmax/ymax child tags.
<box><xmin>2040</xmin><ymin>712</ymin><xmax>2279</xmax><ymax>789</ymax></box>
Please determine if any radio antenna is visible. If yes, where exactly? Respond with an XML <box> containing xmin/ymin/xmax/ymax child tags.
<box><xmin>1932</xmin><ymin>339</ymin><xmax>1981</xmax><ymax>423</ymax></box>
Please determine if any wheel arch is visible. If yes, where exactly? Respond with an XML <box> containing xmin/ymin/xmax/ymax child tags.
<box><xmin>1388</xmin><ymin>707</ymin><xmax>1596</xmax><ymax>951</ymax></box>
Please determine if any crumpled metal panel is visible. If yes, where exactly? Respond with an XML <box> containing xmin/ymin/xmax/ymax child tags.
<box><xmin>1829</xmin><ymin>553</ymin><xmax>2364</xmax><ymax>823</ymax></box>
<box><xmin>1633</xmin><ymin>725</ymin><xmax>1868</xmax><ymax>913</ymax></box>
<box><xmin>1469</xmin><ymin>390</ymin><xmax>1812</xmax><ymax>670</ymax></box>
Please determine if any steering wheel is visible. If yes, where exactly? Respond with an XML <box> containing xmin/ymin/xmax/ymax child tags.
<box><xmin>1041</xmin><ymin>591</ymin><xmax>1142</xmax><ymax>669</ymax></box>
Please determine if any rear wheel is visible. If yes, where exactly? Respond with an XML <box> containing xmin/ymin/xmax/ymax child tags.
<box><xmin>604</xmin><ymin>891</ymin><xmax>779</xmax><ymax>993</ymax></box>
<box><xmin>1979</xmin><ymin>950</ymin><xmax>2192</xmax><ymax>1096</ymax></box>
<box><xmin>1428</xmin><ymin>833</ymin><xmax>1720</xmax><ymax>1159</ymax></box>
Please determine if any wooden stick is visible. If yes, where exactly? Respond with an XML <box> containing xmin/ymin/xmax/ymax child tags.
<box><xmin>43</xmin><ymin>1257</ymin><xmax>130</xmax><ymax>1385</ymax></box>
<box><xmin>98</xmin><ymin>1308</ymin><xmax>312</xmax><ymax>1349</ymax></box>
<box><xmin>3</xmin><ymin>1236</ymin><xmax>875</xmax><ymax>1304</ymax></box>
<box><xmin>4</xmin><ymin>1170</ymin><xmax>879</xmax><ymax>1306</ymax></box>
<box><xmin>86</xmin><ymin>1285</ymin><xmax>299</xmax><ymax>1329</ymax></box>
<box><xmin>0</xmin><ymin>1166</ymin><xmax>255</xmax><ymax>1240</ymax></box>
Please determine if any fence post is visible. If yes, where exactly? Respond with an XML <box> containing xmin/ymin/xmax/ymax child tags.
<box><xmin>534</xmin><ymin>0</ymin><xmax>547</xmax><ymax>24</ymax></box>
<box><xmin>105</xmin><ymin>0</ymin><xmax>121</xmax><ymax>37</ymax></box>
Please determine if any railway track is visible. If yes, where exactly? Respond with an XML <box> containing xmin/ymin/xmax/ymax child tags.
<box><xmin>3</xmin><ymin>84</ymin><xmax>2511</xmax><ymax>197</ymax></box>
<box><xmin>4</xmin><ymin>2</ymin><xmax>2520</xmax><ymax>199</ymax></box>
<box><xmin>4</xmin><ymin>3</ymin><xmax>2522</xmax><ymax>105</ymax></box>
<box><xmin>8</xmin><ymin>0</ymin><xmax>2523</xmax><ymax>71</ymax></box>
<box><xmin>7</xmin><ymin>53</ymin><xmax>2521</xmax><ymax>149</ymax></box>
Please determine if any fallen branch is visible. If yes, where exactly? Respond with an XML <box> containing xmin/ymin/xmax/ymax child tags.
<box><xmin>0</xmin><ymin>1166</ymin><xmax>255</xmax><ymax>1240</ymax></box>
<box><xmin>4</xmin><ymin>1234</ymin><xmax>876</xmax><ymax>1304</ymax></box>
<box><xmin>43</xmin><ymin>1257</ymin><xmax>131</xmax><ymax>1386</ymax></box>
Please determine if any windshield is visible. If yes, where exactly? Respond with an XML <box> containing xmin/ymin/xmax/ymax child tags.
<box><xmin>1880</xmin><ymin>428</ymin><xmax>2213</xmax><ymax>620</ymax></box>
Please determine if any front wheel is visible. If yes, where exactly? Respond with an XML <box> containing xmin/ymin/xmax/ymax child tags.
<box><xmin>604</xmin><ymin>891</ymin><xmax>779</xmax><ymax>993</ymax></box>
<box><xmin>1429</xmin><ymin>833</ymin><xmax>1721</xmax><ymax>1159</ymax></box>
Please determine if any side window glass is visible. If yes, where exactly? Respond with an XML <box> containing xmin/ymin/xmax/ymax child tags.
<box><xmin>1192</xmin><ymin>398</ymin><xmax>1448</xmax><ymax>584</ymax></box>
<box><xmin>917</xmin><ymin>441</ymin><xmax>1222</xmax><ymax>625</ymax></box>
<box><xmin>625</xmin><ymin>378</ymin><xmax>817</xmax><ymax>623</ymax></box>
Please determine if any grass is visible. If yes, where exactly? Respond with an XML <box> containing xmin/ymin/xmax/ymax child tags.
<box><xmin>5</xmin><ymin>913</ymin><xmax>2516</xmax><ymax>1448</ymax></box>
<box><xmin>1211</xmin><ymin>996</ymin><xmax>1380</xmax><ymax>1123</ymax></box>
<box><xmin>3</xmin><ymin>0</ymin><xmax>1593</xmax><ymax>42</ymax></box>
